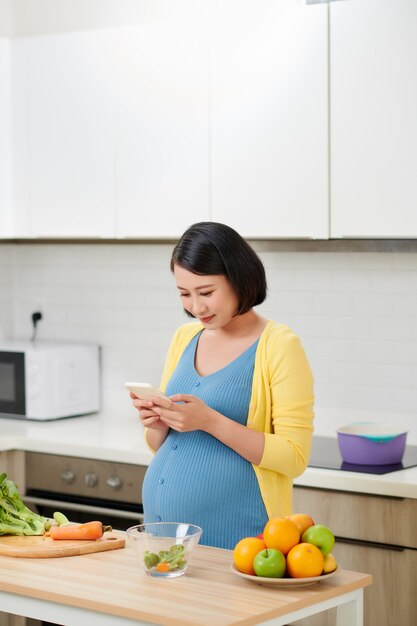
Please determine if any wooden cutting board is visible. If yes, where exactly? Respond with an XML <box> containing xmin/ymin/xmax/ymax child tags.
<box><xmin>0</xmin><ymin>533</ymin><xmax>125</xmax><ymax>558</ymax></box>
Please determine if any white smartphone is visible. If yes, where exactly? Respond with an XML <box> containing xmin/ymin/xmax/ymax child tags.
<box><xmin>124</xmin><ymin>381</ymin><xmax>168</xmax><ymax>401</ymax></box>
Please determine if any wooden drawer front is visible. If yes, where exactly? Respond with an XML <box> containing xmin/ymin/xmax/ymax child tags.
<box><xmin>289</xmin><ymin>542</ymin><xmax>416</xmax><ymax>626</ymax></box>
<box><xmin>293</xmin><ymin>486</ymin><xmax>417</xmax><ymax>549</ymax></box>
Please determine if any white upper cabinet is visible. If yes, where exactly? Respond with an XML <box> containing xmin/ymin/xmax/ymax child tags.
<box><xmin>209</xmin><ymin>0</ymin><xmax>329</xmax><ymax>238</ymax></box>
<box><xmin>0</xmin><ymin>38</ymin><xmax>13</xmax><ymax>236</ymax></box>
<box><xmin>114</xmin><ymin>16</ymin><xmax>210</xmax><ymax>238</ymax></box>
<box><xmin>4</xmin><ymin>0</ymin><xmax>417</xmax><ymax>240</ymax></box>
<box><xmin>331</xmin><ymin>0</ymin><xmax>417</xmax><ymax>238</ymax></box>
<box><xmin>14</xmin><ymin>31</ymin><xmax>115</xmax><ymax>237</ymax></box>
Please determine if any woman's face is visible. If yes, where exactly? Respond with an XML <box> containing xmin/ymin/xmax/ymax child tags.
<box><xmin>173</xmin><ymin>264</ymin><xmax>239</xmax><ymax>329</ymax></box>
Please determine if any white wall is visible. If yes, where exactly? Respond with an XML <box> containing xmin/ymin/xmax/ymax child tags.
<box><xmin>3</xmin><ymin>0</ymin><xmax>207</xmax><ymax>37</ymax></box>
<box><xmin>1</xmin><ymin>243</ymin><xmax>416</xmax><ymax>442</ymax></box>
<box><xmin>0</xmin><ymin>244</ymin><xmax>13</xmax><ymax>339</ymax></box>
<box><xmin>0</xmin><ymin>0</ymin><xmax>12</xmax><ymax>37</ymax></box>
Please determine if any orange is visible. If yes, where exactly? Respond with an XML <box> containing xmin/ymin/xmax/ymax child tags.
<box><xmin>263</xmin><ymin>517</ymin><xmax>300</xmax><ymax>555</ymax></box>
<box><xmin>285</xmin><ymin>513</ymin><xmax>314</xmax><ymax>536</ymax></box>
<box><xmin>286</xmin><ymin>542</ymin><xmax>325</xmax><ymax>578</ymax></box>
<box><xmin>233</xmin><ymin>536</ymin><xmax>265</xmax><ymax>575</ymax></box>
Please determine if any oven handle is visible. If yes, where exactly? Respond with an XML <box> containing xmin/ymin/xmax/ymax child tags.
<box><xmin>24</xmin><ymin>495</ymin><xmax>144</xmax><ymax>522</ymax></box>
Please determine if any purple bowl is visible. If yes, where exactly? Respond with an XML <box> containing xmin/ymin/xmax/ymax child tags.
<box><xmin>337</xmin><ymin>431</ymin><xmax>407</xmax><ymax>465</ymax></box>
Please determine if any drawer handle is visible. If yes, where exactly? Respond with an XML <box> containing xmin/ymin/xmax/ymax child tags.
<box><xmin>336</xmin><ymin>536</ymin><xmax>405</xmax><ymax>552</ymax></box>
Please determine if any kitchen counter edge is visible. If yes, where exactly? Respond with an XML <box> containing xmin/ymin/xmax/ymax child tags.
<box><xmin>0</xmin><ymin>415</ymin><xmax>416</xmax><ymax>500</ymax></box>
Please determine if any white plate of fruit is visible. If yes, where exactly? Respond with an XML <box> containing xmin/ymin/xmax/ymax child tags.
<box><xmin>231</xmin><ymin>513</ymin><xmax>340</xmax><ymax>588</ymax></box>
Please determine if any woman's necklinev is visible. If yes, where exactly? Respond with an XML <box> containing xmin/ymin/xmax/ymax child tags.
<box><xmin>194</xmin><ymin>315</ymin><xmax>268</xmax><ymax>377</ymax></box>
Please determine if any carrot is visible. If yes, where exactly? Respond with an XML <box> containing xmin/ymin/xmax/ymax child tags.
<box><xmin>49</xmin><ymin>521</ymin><xmax>112</xmax><ymax>541</ymax></box>
<box><xmin>156</xmin><ymin>562</ymin><xmax>170</xmax><ymax>573</ymax></box>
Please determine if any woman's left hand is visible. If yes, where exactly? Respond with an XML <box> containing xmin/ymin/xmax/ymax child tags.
<box><xmin>151</xmin><ymin>394</ymin><xmax>213</xmax><ymax>432</ymax></box>
<box><xmin>151</xmin><ymin>394</ymin><xmax>264</xmax><ymax>465</ymax></box>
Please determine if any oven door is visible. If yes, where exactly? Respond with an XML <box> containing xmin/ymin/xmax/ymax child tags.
<box><xmin>0</xmin><ymin>351</ymin><xmax>26</xmax><ymax>417</ymax></box>
<box><xmin>24</xmin><ymin>452</ymin><xmax>145</xmax><ymax>537</ymax></box>
<box><xmin>24</xmin><ymin>493</ymin><xmax>143</xmax><ymax>531</ymax></box>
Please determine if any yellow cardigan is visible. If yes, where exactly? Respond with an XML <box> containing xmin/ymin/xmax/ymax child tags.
<box><xmin>150</xmin><ymin>319</ymin><xmax>314</xmax><ymax>519</ymax></box>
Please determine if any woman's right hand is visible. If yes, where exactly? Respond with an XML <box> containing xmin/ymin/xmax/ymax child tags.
<box><xmin>130</xmin><ymin>393</ymin><xmax>169</xmax><ymax>433</ymax></box>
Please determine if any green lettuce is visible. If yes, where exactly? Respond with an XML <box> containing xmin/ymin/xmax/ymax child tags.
<box><xmin>0</xmin><ymin>472</ymin><xmax>51</xmax><ymax>536</ymax></box>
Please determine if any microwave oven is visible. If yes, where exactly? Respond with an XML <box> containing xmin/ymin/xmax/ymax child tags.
<box><xmin>0</xmin><ymin>340</ymin><xmax>101</xmax><ymax>421</ymax></box>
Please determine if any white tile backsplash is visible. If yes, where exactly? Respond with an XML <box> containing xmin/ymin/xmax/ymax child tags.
<box><xmin>0</xmin><ymin>243</ymin><xmax>416</xmax><ymax>442</ymax></box>
<box><xmin>0</xmin><ymin>245</ymin><xmax>13</xmax><ymax>339</ymax></box>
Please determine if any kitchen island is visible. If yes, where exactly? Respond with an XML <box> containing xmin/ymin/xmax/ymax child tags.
<box><xmin>0</xmin><ymin>533</ymin><xmax>371</xmax><ymax>626</ymax></box>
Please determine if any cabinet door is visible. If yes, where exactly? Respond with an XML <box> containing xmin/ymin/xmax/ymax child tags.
<box><xmin>292</xmin><ymin>486</ymin><xmax>417</xmax><ymax>626</ymax></box>
<box><xmin>0</xmin><ymin>38</ymin><xmax>13</xmax><ymax>236</ymax></box>
<box><xmin>115</xmin><ymin>14</ymin><xmax>210</xmax><ymax>238</ymax></box>
<box><xmin>331</xmin><ymin>0</ymin><xmax>417</xmax><ymax>237</ymax></box>
<box><xmin>210</xmin><ymin>0</ymin><xmax>328</xmax><ymax>238</ymax></box>
<box><xmin>290</xmin><ymin>543</ymin><xmax>416</xmax><ymax>626</ymax></box>
<box><xmin>293</xmin><ymin>487</ymin><xmax>417</xmax><ymax>549</ymax></box>
<box><xmin>15</xmin><ymin>31</ymin><xmax>115</xmax><ymax>237</ymax></box>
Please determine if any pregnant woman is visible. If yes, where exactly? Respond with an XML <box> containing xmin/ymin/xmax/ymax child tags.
<box><xmin>131</xmin><ymin>222</ymin><xmax>314</xmax><ymax>549</ymax></box>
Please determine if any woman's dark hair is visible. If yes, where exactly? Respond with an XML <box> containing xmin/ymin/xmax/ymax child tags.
<box><xmin>170</xmin><ymin>222</ymin><xmax>267</xmax><ymax>316</ymax></box>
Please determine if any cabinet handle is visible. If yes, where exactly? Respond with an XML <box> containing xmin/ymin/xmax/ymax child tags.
<box><xmin>336</xmin><ymin>536</ymin><xmax>405</xmax><ymax>552</ymax></box>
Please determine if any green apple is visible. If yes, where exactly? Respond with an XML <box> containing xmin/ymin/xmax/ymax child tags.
<box><xmin>253</xmin><ymin>548</ymin><xmax>286</xmax><ymax>578</ymax></box>
<box><xmin>302</xmin><ymin>524</ymin><xmax>335</xmax><ymax>557</ymax></box>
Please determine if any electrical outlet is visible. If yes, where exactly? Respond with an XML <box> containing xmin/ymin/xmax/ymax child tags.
<box><xmin>33</xmin><ymin>297</ymin><xmax>46</xmax><ymax>317</ymax></box>
<box><xmin>30</xmin><ymin>309</ymin><xmax>44</xmax><ymax>341</ymax></box>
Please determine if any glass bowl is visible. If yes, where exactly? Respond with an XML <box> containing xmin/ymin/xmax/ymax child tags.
<box><xmin>126</xmin><ymin>522</ymin><xmax>203</xmax><ymax>578</ymax></box>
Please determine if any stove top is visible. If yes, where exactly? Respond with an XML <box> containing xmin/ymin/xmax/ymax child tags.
<box><xmin>308</xmin><ymin>436</ymin><xmax>417</xmax><ymax>475</ymax></box>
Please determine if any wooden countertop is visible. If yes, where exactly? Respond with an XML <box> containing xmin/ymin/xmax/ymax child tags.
<box><xmin>0</xmin><ymin>533</ymin><xmax>372</xmax><ymax>626</ymax></box>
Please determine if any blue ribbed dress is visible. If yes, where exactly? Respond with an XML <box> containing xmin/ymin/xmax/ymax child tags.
<box><xmin>142</xmin><ymin>331</ymin><xmax>268</xmax><ymax>549</ymax></box>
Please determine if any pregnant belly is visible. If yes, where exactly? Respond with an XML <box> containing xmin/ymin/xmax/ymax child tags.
<box><xmin>142</xmin><ymin>430</ymin><xmax>266</xmax><ymax>532</ymax></box>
